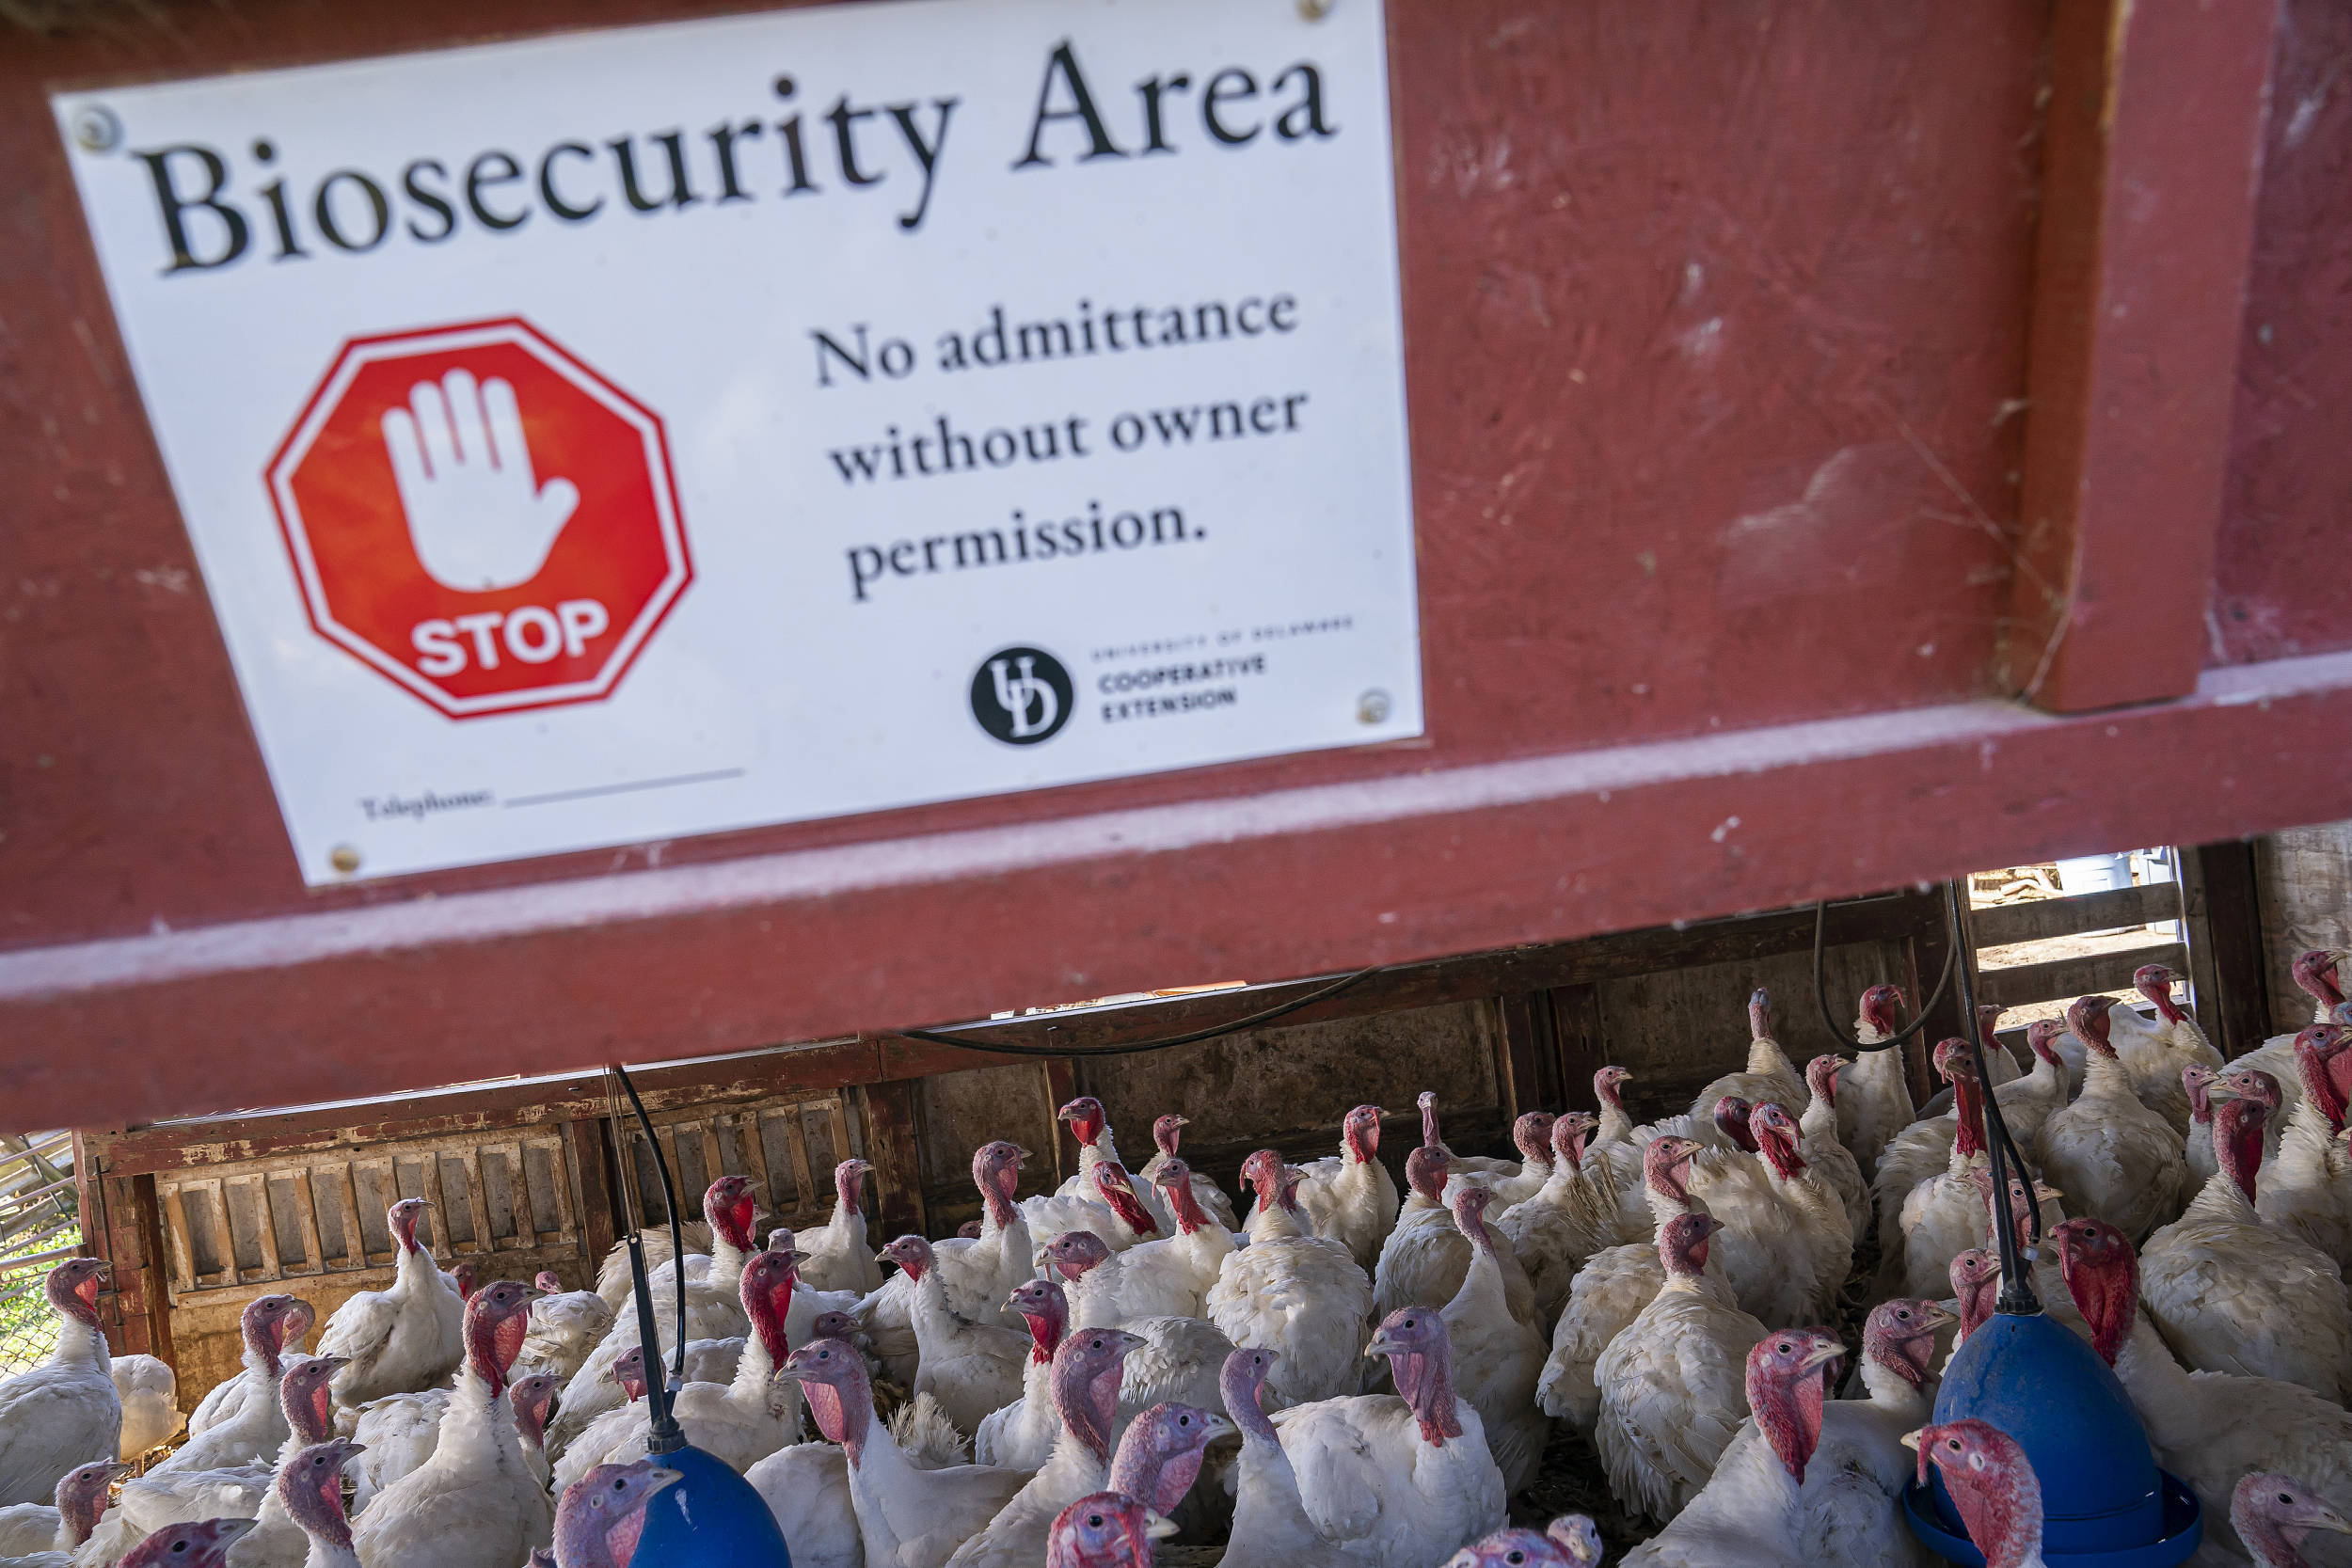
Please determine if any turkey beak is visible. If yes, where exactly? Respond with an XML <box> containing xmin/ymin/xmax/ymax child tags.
<box><xmin>644</xmin><ymin>1465</ymin><xmax>684</xmax><ymax>1495</ymax></box>
<box><xmin>1198</xmin><ymin>1412</ymin><xmax>1235</xmax><ymax>1442</ymax></box>
<box><xmin>1919</xmin><ymin>1304</ymin><xmax>1957</xmax><ymax>1330</ymax></box>
<box><xmin>340</xmin><ymin>1441</ymin><xmax>369</xmax><ymax>1459</ymax></box>
<box><xmin>2308</xmin><ymin>1505</ymin><xmax>2352</xmax><ymax>1536</ymax></box>
<box><xmin>1899</xmin><ymin>1428</ymin><xmax>1923</xmax><ymax>1451</ymax></box>
<box><xmin>1142</xmin><ymin>1508</ymin><xmax>1179</xmax><ymax>1541</ymax></box>
<box><xmin>1798</xmin><ymin>1341</ymin><xmax>1843</xmax><ymax>1371</ymax></box>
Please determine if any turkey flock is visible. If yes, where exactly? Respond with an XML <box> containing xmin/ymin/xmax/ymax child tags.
<box><xmin>0</xmin><ymin>950</ymin><xmax>2349</xmax><ymax>1568</ymax></box>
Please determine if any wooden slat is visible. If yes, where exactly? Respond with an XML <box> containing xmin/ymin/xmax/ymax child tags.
<box><xmin>1977</xmin><ymin>942</ymin><xmax>2187</xmax><ymax>1010</ymax></box>
<box><xmin>160</xmin><ymin>1185</ymin><xmax>195</xmax><ymax>1299</ymax></box>
<box><xmin>730</xmin><ymin>1113</ymin><xmax>774</xmax><ymax>1223</ymax></box>
<box><xmin>1549</xmin><ymin>984</ymin><xmax>1605</xmax><ymax>1116</ymax></box>
<box><xmin>238</xmin><ymin>1174</ymin><xmax>281</xmax><ymax>1284</ymax></box>
<box><xmin>2182</xmin><ymin>841</ymin><xmax>2276</xmax><ymax>1061</ymax></box>
<box><xmin>1969</xmin><ymin>882</ymin><xmax>2183</xmax><ymax>947</ymax></box>
<box><xmin>460</xmin><ymin>1148</ymin><xmax>494</xmax><ymax>1256</ymax></box>
<box><xmin>1493</xmin><ymin>993</ymin><xmax>1549</xmax><ymax>1128</ymax></box>
<box><xmin>780</xmin><ymin>1110</ymin><xmax>816</xmax><ymax>1226</ymax></box>
<box><xmin>336</xmin><ymin>1163</ymin><xmax>368</xmax><ymax>1268</ymax></box>
<box><xmin>2002</xmin><ymin>0</ymin><xmax>2279</xmax><ymax>709</ymax></box>
<box><xmin>1041</xmin><ymin>1060</ymin><xmax>1080</xmax><ymax>1187</ymax></box>
<box><xmin>201</xmin><ymin>1182</ymin><xmax>233</xmax><ymax>1289</ymax></box>
<box><xmin>288</xmin><ymin>1165</ymin><xmax>325</xmax><ymax>1278</ymax></box>
<box><xmin>859</xmin><ymin>1081</ymin><xmax>926</xmax><ymax>1241</ymax></box>
<box><xmin>568</xmin><ymin>1120</ymin><xmax>613</xmax><ymax>1268</ymax></box>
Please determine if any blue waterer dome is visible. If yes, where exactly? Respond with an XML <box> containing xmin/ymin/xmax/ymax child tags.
<box><xmin>1901</xmin><ymin>1310</ymin><xmax>2201</xmax><ymax>1567</ymax></box>
<box><xmin>629</xmin><ymin>1442</ymin><xmax>793</xmax><ymax>1567</ymax></box>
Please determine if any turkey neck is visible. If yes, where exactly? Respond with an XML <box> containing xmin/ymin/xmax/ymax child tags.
<box><xmin>1389</xmin><ymin>1336</ymin><xmax>1464</xmax><ymax>1447</ymax></box>
<box><xmin>2201</xmin><ymin>1100</ymin><xmax>2268</xmax><ymax>1215</ymax></box>
<box><xmin>1446</xmin><ymin>1207</ymin><xmax>1510</xmax><ymax>1321</ymax></box>
<box><xmin>1594</xmin><ymin>1082</ymin><xmax>1633</xmax><ymax>1148</ymax></box>
<box><xmin>1951</xmin><ymin>1074</ymin><xmax>1988</xmax><ymax>1161</ymax></box>
<box><xmin>1051</xmin><ymin>1346</ymin><xmax>1118</xmax><ymax>1468</ymax></box>
<box><xmin>1860</xmin><ymin>1338</ymin><xmax>1937</xmax><ymax>1421</ymax></box>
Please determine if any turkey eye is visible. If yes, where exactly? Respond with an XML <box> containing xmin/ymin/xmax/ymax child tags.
<box><xmin>1088</xmin><ymin>1514</ymin><xmax>1104</xmax><ymax>1528</ymax></box>
<box><xmin>2280</xmin><ymin>1492</ymin><xmax>2295</xmax><ymax>1504</ymax></box>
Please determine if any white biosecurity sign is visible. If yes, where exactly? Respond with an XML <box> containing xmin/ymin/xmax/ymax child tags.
<box><xmin>56</xmin><ymin>0</ymin><xmax>1420</xmax><ymax>884</ymax></box>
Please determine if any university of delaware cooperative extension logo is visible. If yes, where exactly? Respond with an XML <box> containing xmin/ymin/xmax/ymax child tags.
<box><xmin>970</xmin><ymin>645</ymin><xmax>1073</xmax><ymax>745</ymax></box>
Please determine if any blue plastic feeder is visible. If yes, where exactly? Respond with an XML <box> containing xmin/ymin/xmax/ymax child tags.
<box><xmin>1900</xmin><ymin>1310</ymin><xmax>2200</xmax><ymax>1567</ymax></box>
<box><xmin>629</xmin><ymin>1443</ymin><xmax>793</xmax><ymax>1567</ymax></box>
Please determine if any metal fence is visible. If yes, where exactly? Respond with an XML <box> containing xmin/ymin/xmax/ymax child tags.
<box><xmin>0</xmin><ymin>1133</ymin><xmax>82</xmax><ymax>1375</ymax></box>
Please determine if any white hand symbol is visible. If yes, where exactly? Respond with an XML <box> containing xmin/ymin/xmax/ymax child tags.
<box><xmin>382</xmin><ymin>369</ymin><xmax>580</xmax><ymax>592</ymax></box>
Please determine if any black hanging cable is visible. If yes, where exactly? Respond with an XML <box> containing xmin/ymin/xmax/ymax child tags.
<box><xmin>1941</xmin><ymin>880</ymin><xmax>2042</xmax><ymax>1316</ymax></box>
<box><xmin>897</xmin><ymin>964</ymin><xmax>1385</xmax><ymax>1059</ymax></box>
<box><xmin>608</xmin><ymin>1063</ymin><xmax>689</xmax><ymax>1453</ymax></box>
<box><xmin>1812</xmin><ymin>897</ymin><xmax>1958</xmax><ymax>1051</ymax></box>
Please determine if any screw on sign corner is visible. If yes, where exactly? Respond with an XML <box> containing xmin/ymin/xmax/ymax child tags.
<box><xmin>264</xmin><ymin>318</ymin><xmax>691</xmax><ymax>720</ymax></box>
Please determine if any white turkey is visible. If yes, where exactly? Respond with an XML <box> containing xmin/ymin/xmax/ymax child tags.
<box><xmin>515</xmin><ymin>1271</ymin><xmax>614</xmax><ymax>1386</ymax></box>
<box><xmin>2254</xmin><ymin>1026</ymin><xmax>2352</xmax><ymax>1272</ymax></box>
<box><xmin>1435</xmin><ymin>1185</ymin><xmax>1547</xmax><ymax>1497</ymax></box>
<box><xmin>799</xmin><ymin>1160</ymin><xmax>884</xmax><ymax>1296</ymax></box>
<box><xmin>1414</xmin><ymin>1091</ymin><xmax>1513</xmax><ymax>1181</ymax></box>
<box><xmin>1486</xmin><ymin>1115</ymin><xmax>1559</xmax><ymax>1212</ymax></box>
<box><xmin>347</xmin><ymin>1279</ymin><xmax>552</xmax><ymax>1568</ymax></box>
<box><xmin>1493</xmin><ymin>1112</ymin><xmax>1620</xmax><ymax>1330</ymax></box>
<box><xmin>1795</xmin><ymin>1056</ymin><xmax>1869</xmax><ymax>1239</ymax></box>
<box><xmin>2051</xmin><ymin>1215</ymin><xmax>2352</xmax><ymax>1567</ymax></box>
<box><xmin>555</xmin><ymin>1246</ymin><xmax>804</xmax><ymax>1490</ymax></box>
<box><xmin>1798</xmin><ymin>1299</ymin><xmax>1950</xmax><ymax>1568</ymax></box>
<box><xmin>1618</xmin><ymin>1328</ymin><xmax>1843</xmax><ymax>1568</ymax></box>
<box><xmin>150</xmin><ymin>1295</ymin><xmax>306</xmax><ymax>1476</ymax></box>
<box><xmin>314</xmin><ymin>1199</ymin><xmax>463</xmax><ymax>1408</ymax></box>
<box><xmin>273</xmin><ymin>1438</ymin><xmax>364</xmax><ymax>1568</ymax></box>
<box><xmin>1871</xmin><ymin>1021</ymin><xmax>2070</xmax><ymax>1254</ymax></box>
<box><xmin>1687</xmin><ymin>990</ymin><xmax>1805</xmax><ymax>1147</ymax></box>
<box><xmin>883</xmin><ymin>1234</ymin><xmax>1030</xmax><ymax>1439</ymax></box>
<box><xmin>1372</xmin><ymin>1148</ymin><xmax>1534</xmax><ymax>1326</ymax></box>
<box><xmin>941</xmin><ymin>1324</ymin><xmax>1143</xmax><ymax>1568</ymax></box>
<box><xmin>1204</xmin><ymin>1155</ymin><xmax>1375</xmax><ymax>1409</ymax></box>
<box><xmin>548</xmin><ymin>1457</ymin><xmax>678</xmax><ymax>1568</ymax></box>
<box><xmin>106</xmin><ymin>1359</ymin><xmax>179</xmax><ymax>1464</ymax></box>
<box><xmin>1886</xmin><ymin>1039</ymin><xmax>1994</xmax><ymax>1301</ymax></box>
<box><xmin>1595</xmin><ymin>1212</ymin><xmax>1769</xmax><ymax>1522</ymax></box>
<box><xmin>185</xmin><ymin>1301</ymin><xmax>312</xmax><ymax>1444</ymax></box>
<box><xmin>974</xmin><ymin>1277</ymin><xmax>1069</xmax><ymax>1473</ymax></box>
<box><xmin>548</xmin><ymin>1175</ymin><xmax>763</xmax><ymax>1455</ymax></box>
<box><xmin>1020</xmin><ymin>1159</ymin><xmax>1161</xmax><ymax>1260</ymax></box>
<box><xmin>1210</xmin><ymin>1347</ymin><xmax>1347</xmax><ymax>1568</ymax></box>
<box><xmin>0</xmin><ymin>1459</ymin><xmax>121</xmax><ymax>1560</ymax></box>
<box><xmin>2036</xmin><ymin>995</ymin><xmax>2185</xmax><ymax>1241</ymax></box>
<box><xmin>1906</xmin><ymin>1419</ymin><xmax>2044</xmax><ymax>1568</ymax></box>
<box><xmin>1048</xmin><ymin>1098</ymin><xmax>1170</xmax><ymax>1234</ymax></box>
<box><xmin>1535</xmin><ymin>1135</ymin><xmax>1702</xmax><ymax>1433</ymax></box>
<box><xmin>1743</xmin><ymin>1101</ymin><xmax>1851</xmax><ymax>1324</ymax></box>
<box><xmin>1047</xmin><ymin>1168</ymin><xmax>1230</xmax><ymax>1329</ymax></box>
<box><xmin>0</xmin><ymin>1260</ymin><xmax>119</xmax><ymax>1507</ymax></box>
<box><xmin>767</xmin><ymin>1332</ymin><xmax>1027</xmax><ymax>1568</ymax></box>
<box><xmin>2104</xmin><ymin>963</ymin><xmax>2221</xmax><ymax>1136</ymax></box>
<box><xmin>1249</xmin><ymin>1103</ymin><xmax>1396</xmax><ymax>1270</ymax></box>
<box><xmin>1102</xmin><ymin>1400</ymin><xmax>1230</xmax><ymax>1525</ymax></box>
<box><xmin>1836</xmin><ymin>983</ymin><xmax>1915</xmax><ymax>1180</ymax></box>
<box><xmin>1135</xmin><ymin>1117</ymin><xmax>1238</xmax><ymax>1233</ymax></box>
<box><xmin>2231</xmin><ymin>1471</ymin><xmax>2352</xmax><ymax>1568</ymax></box>
<box><xmin>1269</xmin><ymin>1307</ymin><xmax>1508</xmax><ymax>1568</ymax></box>
<box><xmin>857</xmin><ymin>1141</ymin><xmax>1034</xmax><ymax>1391</ymax></box>
<box><xmin>2137</xmin><ymin>1074</ymin><xmax>2352</xmax><ymax>1400</ymax></box>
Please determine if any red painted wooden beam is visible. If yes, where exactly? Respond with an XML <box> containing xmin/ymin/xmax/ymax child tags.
<box><xmin>7</xmin><ymin>646</ymin><xmax>2351</xmax><ymax>1134</ymax></box>
<box><xmin>2005</xmin><ymin>0</ymin><xmax>2280</xmax><ymax>710</ymax></box>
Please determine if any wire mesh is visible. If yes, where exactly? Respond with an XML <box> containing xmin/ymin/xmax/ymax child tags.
<box><xmin>0</xmin><ymin>1132</ymin><xmax>80</xmax><ymax>1377</ymax></box>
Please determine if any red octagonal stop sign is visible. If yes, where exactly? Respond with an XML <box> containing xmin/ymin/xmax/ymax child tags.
<box><xmin>265</xmin><ymin>317</ymin><xmax>691</xmax><ymax>719</ymax></box>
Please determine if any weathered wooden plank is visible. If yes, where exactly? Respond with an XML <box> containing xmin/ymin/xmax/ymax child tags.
<box><xmin>2002</xmin><ymin>0</ymin><xmax>2279</xmax><ymax>709</ymax></box>
<box><xmin>1492</xmin><ymin>993</ymin><xmax>1548</xmax><ymax>1129</ymax></box>
<box><xmin>1969</xmin><ymin>883</ymin><xmax>2183</xmax><ymax>947</ymax></box>
<box><xmin>2183</xmin><ymin>840</ymin><xmax>2277</xmax><ymax>1060</ymax></box>
<box><xmin>1549</xmin><ymin>984</ymin><xmax>1605</xmax><ymax>1116</ymax></box>
<box><xmin>1976</xmin><ymin>942</ymin><xmax>2187</xmax><ymax>1010</ymax></box>
<box><xmin>1041</xmin><ymin>1059</ymin><xmax>1079</xmax><ymax>1187</ymax></box>
<box><xmin>568</xmin><ymin>1119</ymin><xmax>616</xmax><ymax>1279</ymax></box>
<box><xmin>860</xmin><ymin>1081</ymin><xmax>926</xmax><ymax>1242</ymax></box>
